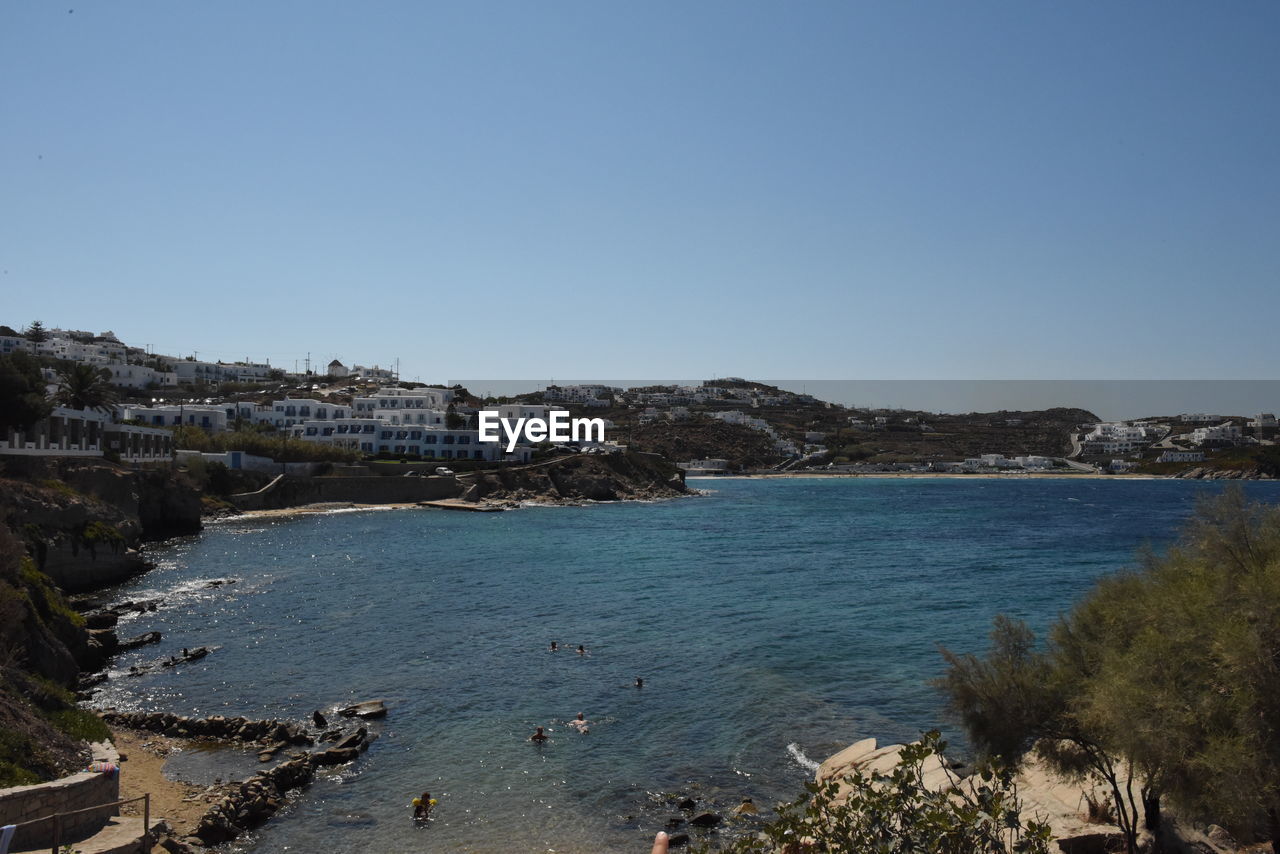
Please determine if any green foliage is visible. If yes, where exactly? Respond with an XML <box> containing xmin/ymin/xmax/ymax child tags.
<box><xmin>19</xmin><ymin>556</ymin><xmax>86</xmax><ymax>628</ymax></box>
<box><xmin>172</xmin><ymin>424</ymin><xmax>359</xmax><ymax>463</ymax></box>
<box><xmin>45</xmin><ymin>706</ymin><xmax>111</xmax><ymax>743</ymax></box>
<box><xmin>0</xmin><ymin>750</ymin><xmax>42</xmax><ymax>786</ymax></box>
<box><xmin>939</xmin><ymin>489</ymin><xmax>1280</xmax><ymax>853</ymax></box>
<box><xmin>55</xmin><ymin>362</ymin><xmax>118</xmax><ymax>410</ymax></box>
<box><xmin>23</xmin><ymin>319</ymin><xmax>49</xmax><ymax>343</ymax></box>
<box><xmin>708</xmin><ymin>732</ymin><xmax>1051</xmax><ymax>854</ymax></box>
<box><xmin>80</xmin><ymin>521</ymin><xmax>124</xmax><ymax>551</ymax></box>
<box><xmin>205</xmin><ymin>460</ymin><xmax>234</xmax><ymax>495</ymax></box>
<box><xmin>936</xmin><ymin>616</ymin><xmax>1060</xmax><ymax>764</ymax></box>
<box><xmin>40</xmin><ymin>478</ymin><xmax>81</xmax><ymax>499</ymax></box>
<box><xmin>0</xmin><ymin>351</ymin><xmax>53</xmax><ymax>433</ymax></box>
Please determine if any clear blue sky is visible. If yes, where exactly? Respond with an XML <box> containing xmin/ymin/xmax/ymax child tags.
<box><xmin>3</xmin><ymin>2</ymin><xmax>1277</xmax><ymax>383</ymax></box>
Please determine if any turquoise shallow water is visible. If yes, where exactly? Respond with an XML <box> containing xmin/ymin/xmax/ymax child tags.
<box><xmin>91</xmin><ymin>477</ymin><xmax>1280</xmax><ymax>853</ymax></box>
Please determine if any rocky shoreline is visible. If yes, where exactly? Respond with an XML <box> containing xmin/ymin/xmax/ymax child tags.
<box><xmin>101</xmin><ymin>708</ymin><xmax>383</xmax><ymax>850</ymax></box>
<box><xmin>1173</xmin><ymin>465</ymin><xmax>1277</xmax><ymax>480</ymax></box>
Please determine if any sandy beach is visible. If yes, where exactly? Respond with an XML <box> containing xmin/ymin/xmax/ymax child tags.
<box><xmin>112</xmin><ymin>728</ymin><xmax>222</xmax><ymax>837</ymax></box>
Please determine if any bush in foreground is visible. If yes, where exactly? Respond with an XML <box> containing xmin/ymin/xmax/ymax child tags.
<box><xmin>703</xmin><ymin>732</ymin><xmax>1050</xmax><ymax>854</ymax></box>
<box><xmin>938</xmin><ymin>489</ymin><xmax>1280</xmax><ymax>853</ymax></box>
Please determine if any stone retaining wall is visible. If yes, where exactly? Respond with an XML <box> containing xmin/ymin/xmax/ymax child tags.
<box><xmin>0</xmin><ymin>741</ymin><xmax>120</xmax><ymax>849</ymax></box>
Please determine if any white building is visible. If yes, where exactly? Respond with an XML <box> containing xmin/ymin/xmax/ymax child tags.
<box><xmin>119</xmin><ymin>404</ymin><xmax>231</xmax><ymax>432</ymax></box>
<box><xmin>1081</xmin><ymin>422</ymin><xmax>1153</xmax><ymax>456</ymax></box>
<box><xmin>1157</xmin><ymin>449</ymin><xmax>1205</xmax><ymax>463</ymax></box>
<box><xmin>543</xmin><ymin>384</ymin><xmax>618</xmax><ymax>405</ymax></box>
<box><xmin>0</xmin><ymin>334</ymin><xmax>33</xmax><ymax>356</ymax></box>
<box><xmin>291</xmin><ymin>418</ymin><xmax>531</xmax><ymax>463</ymax></box>
<box><xmin>0</xmin><ymin>406</ymin><xmax>106</xmax><ymax>457</ymax></box>
<box><xmin>1249</xmin><ymin>413</ymin><xmax>1277</xmax><ymax>433</ymax></box>
<box><xmin>352</xmin><ymin>365</ymin><xmax>395</xmax><ymax>382</ymax></box>
<box><xmin>1180</xmin><ymin>413</ymin><xmax>1221</xmax><ymax>423</ymax></box>
<box><xmin>266</xmin><ymin>398</ymin><xmax>352</xmax><ymax>428</ymax></box>
<box><xmin>106</xmin><ymin>363</ymin><xmax>178</xmax><ymax>389</ymax></box>
<box><xmin>166</xmin><ymin>359</ymin><xmax>273</xmax><ymax>384</ymax></box>
<box><xmin>677</xmin><ymin>458</ymin><xmax>730</xmax><ymax>473</ymax></box>
<box><xmin>327</xmin><ymin>359</ymin><xmax>349</xmax><ymax>378</ymax></box>
<box><xmin>1189</xmin><ymin>423</ymin><xmax>1243</xmax><ymax>446</ymax></box>
<box><xmin>104</xmin><ymin>423</ymin><xmax>174</xmax><ymax>462</ymax></box>
<box><xmin>352</xmin><ymin>387</ymin><xmax>455</xmax><ymax>416</ymax></box>
<box><xmin>486</xmin><ymin>403</ymin><xmax>551</xmax><ymax>423</ymax></box>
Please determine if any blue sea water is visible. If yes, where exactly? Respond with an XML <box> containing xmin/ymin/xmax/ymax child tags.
<box><xmin>91</xmin><ymin>477</ymin><xmax>1280</xmax><ymax>853</ymax></box>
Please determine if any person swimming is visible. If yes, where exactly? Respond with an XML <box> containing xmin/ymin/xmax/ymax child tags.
<box><xmin>570</xmin><ymin>712</ymin><xmax>590</xmax><ymax>733</ymax></box>
<box><xmin>412</xmin><ymin>791</ymin><xmax>436</xmax><ymax>820</ymax></box>
<box><xmin>576</xmin><ymin>644</ymin><xmax>586</xmax><ymax>655</ymax></box>
<box><xmin>550</xmin><ymin>641</ymin><xmax>558</xmax><ymax>651</ymax></box>
<box><xmin>635</xmin><ymin>676</ymin><xmax>644</xmax><ymax>688</ymax></box>
<box><xmin>530</xmin><ymin>726</ymin><xmax>549</xmax><ymax>743</ymax></box>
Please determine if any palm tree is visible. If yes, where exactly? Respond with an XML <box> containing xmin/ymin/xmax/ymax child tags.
<box><xmin>56</xmin><ymin>364</ymin><xmax>118</xmax><ymax>411</ymax></box>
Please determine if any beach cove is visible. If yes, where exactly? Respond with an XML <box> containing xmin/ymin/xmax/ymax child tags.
<box><xmin>88</xmin><ymin>477</ymin><xmax>1280</xmax><ymax>853</ymax></box>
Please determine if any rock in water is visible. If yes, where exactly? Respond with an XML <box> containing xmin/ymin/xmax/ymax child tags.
<box><xmin>337</xmin><ymin>700</ymin><xmax>387</xmax><ymax>719</ymax></box>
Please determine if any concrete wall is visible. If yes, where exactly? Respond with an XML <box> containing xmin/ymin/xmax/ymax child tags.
<box><xmin>228</xmin><ymin>474</ymin><xmax>463</xmax><ymax>511</ymax></box>
<box><xmin>0</xmin><ymin>741</ymin><xmax>119</xmax><ymax>849</ymax></box>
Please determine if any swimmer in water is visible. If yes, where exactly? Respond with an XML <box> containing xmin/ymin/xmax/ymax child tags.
<box><xmin>530</xmin><ymin>726</ymin><xmax>549</xmax><ymax>743</ymax></box>
<box><xmin>635</xmin><ymin>676</ymin><xmax>644</xmax><ymax>688</ymax></box>
<box><xmin>412</xmin><ymin>791</ymin><xmax>436</xmax><ymax>820</ymax></box>
<box><xmin>550</xmin><ymin>641</ymin><xmax>558</xmax><ymax>651</ymax></box>
<box><xmin>577</xmin><ymin>644</ymin><xmax>586</xmax><ymax>655</ymax></box>
<box><xmin>570</xmin><ymin>712</ymin><xmax>590</xmax><ymax>733</ymax></box>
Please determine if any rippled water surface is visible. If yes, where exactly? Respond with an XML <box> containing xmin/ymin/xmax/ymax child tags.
<box><xmin>92</xmin><ymin>478</ymin><xmax>1280</xmax><ymax>853</ymax></box>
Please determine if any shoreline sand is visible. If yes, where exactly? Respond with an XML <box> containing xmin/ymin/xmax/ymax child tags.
<box><xmin>112</xmin><ymin>728</ymin><xmax>222</xmax><ymax>838</ymax></box>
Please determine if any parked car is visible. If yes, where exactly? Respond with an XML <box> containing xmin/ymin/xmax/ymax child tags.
<box><xmin>434</xmin><ymin>467</ymin><xmax>455</xmax><ymax>476</ymax></box>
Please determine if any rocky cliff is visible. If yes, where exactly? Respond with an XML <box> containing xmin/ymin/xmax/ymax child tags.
<box><xmin>0</xmin><ymin>458</ymin><xmax>202</xmax><ymax>593</ymax></box>
<box><xmin>0</xmin><ymin>523</ymin><xmax>104</xmax><ymax>785</ymax></box>
<box><xmin>458</xmin><ymin>451</ymin><xmax>688</xmax><ymax>504</ymax></box>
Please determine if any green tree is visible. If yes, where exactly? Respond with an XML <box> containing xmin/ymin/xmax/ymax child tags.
<box><xmin>1126</xmin><ymin>491</ymin><xmax>1280</xmax><ymax>852</ymax></box>
<box><xmin>0</xmin><ymin>352</ymin><xmax>53</xmax><ymax>434</ymax></box>
<box><xmin>937</xmin><ymin>613</ymin><xmax>1151</xmax><ymax>854</ymax></box>
<box><xmin>23</xmin><ymin>320</ymin><xmax>48</xmax><ymax>343</ymax></box>
<box><xmin>445</xmin><ymin>403</ymin><xmax>465</xmax><ymax>430</ymax></box>
<box><xmin>940</xmin><ymin>490</ymin><xmax>1280</xmax><ymax>854</ymax></box>
<box><xmin>54</xmin><ymin>363</ymin><xmax>117</xmax><ymax>411</ymax></box>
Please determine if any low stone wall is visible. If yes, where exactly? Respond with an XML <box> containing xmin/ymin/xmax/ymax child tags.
<box><xmin>229</xmin><ymin>475</ymin><xmax>463</xmax><ymax>511</ymax></box>
<box><xmin>0</xmin><ymin>741</ymin><xmax>120</xmax><ymax>849</ymax></box>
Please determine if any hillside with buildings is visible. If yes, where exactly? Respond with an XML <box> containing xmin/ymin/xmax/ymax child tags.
<box><xmin>4</xmin><ymin>322</ymin><xmax>1280</xmax><ymax>478</ymax></box>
